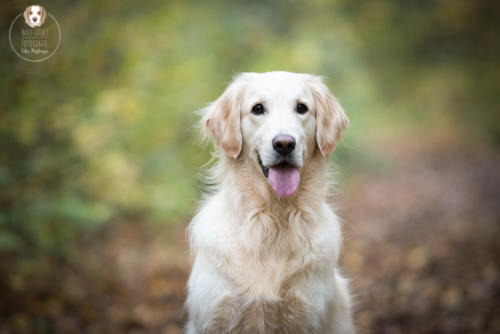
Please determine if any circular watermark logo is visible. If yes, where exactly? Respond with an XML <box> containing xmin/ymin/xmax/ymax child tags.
<box><xmin>9</xmin><ymin>5</ymin><xmax>61</xmax><ymax>62</ymax></box>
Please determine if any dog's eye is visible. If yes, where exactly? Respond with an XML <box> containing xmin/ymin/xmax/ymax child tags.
<box><xmin>29</xmin><ymin>11</ymin><xmax>32</xmax><ymax>14</ymax></box>
<box><xmin>296</xmin><ymin>103</ymin><xmax>308</xmax><ymax>114</ymax></box>
<box><xmin>38</xmin><ymin>11</ymin><xmax>41</xmax><ymax>14</ymax></box>
<box><xmin>251</xmin><ymin>103</ymin><xmax>265</xmax><ymax>115</ymax></box>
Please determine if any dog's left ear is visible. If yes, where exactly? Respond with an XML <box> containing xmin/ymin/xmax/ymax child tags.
<box><xmin>201</xmin><ymin>75</ymin><xmax>246</xmax><ymax>159</ymax></box>
<box><xmin>308</xmin><ymin>76</ymin><xmax>349</xmax><ymax>157</ymax></box>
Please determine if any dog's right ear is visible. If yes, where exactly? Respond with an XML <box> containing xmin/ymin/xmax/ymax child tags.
<box><xmin>40</xmin><ymin>6</ymin><xmax>47</xmax><ymax>25</ymax></box>
<box><xmin>201</xmin><ymin>75</ymin><xmax>246</xmax><ymax>159</ymax></box>
<box><xmin>23</xmin><ymin>6</ymin><xmax>31</xmax><ymax>25</ymax></box>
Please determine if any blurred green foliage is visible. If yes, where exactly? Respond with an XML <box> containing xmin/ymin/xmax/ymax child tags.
<box><xmin>0</xmin><ymin>0</ymin><xmax>498</xmax><ymax>262</ymax></box>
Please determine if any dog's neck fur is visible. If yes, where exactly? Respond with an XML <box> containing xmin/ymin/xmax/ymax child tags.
<box><xmin>212</xmin><ymin>149</ymin><xmax>329</xmax><ymax>257</ymax></box>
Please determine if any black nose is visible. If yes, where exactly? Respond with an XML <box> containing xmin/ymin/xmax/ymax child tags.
<box><xmin>33</xmin><ymin>17</ymin><xmax>38</xmax><ymax>22</ymax></box>
<box><xmin>272</xmin><ymin>134</ymin><xmax>296</xmax><ymax>155</ymax></box>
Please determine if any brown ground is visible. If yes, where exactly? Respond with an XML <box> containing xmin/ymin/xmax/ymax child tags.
<box><xmin>2</xmin><ymin>138</ymin><xmax>500</xmax><ymax>334</ymax></box>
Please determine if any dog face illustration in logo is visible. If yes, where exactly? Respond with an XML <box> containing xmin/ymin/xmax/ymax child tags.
<box><xmin>23</xmin><ymin>5</ymin><xmax>47</xmax><ymax>28</ymax></box>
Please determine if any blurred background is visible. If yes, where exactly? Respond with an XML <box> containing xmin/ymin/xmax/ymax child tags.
<box><xmin>1</xmin><ymin>0</ymin><xmax>499</xmax><ymax>333</ymax></box>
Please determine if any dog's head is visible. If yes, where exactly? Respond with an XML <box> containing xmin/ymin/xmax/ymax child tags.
<box><xmin>202</xmin><ymin>71</ymin><xmax>349</xmax><ymax>198</ymax></box>
<box><xmin>24</xmin><ymin>5</ymin><xmax>47</xmax><ymax>28</ymax></box>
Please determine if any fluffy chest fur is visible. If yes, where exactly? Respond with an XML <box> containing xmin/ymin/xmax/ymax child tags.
<box><xmin>187</xmin><ymin>182</ymin><xmax>341</xmax><ymax>333</ymax></box>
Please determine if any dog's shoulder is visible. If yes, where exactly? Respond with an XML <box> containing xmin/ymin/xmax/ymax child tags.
<box><xmin>188</xmin><ymin>190</ymin><xmax>236</xmax><ymax>253</ymax></box>
<box><xmin>311</xmin><ymin>201</ymin><xmax>343</xmax><ymax>260</ymax></box>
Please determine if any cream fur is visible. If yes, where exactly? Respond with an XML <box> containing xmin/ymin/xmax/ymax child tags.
<box><xmin>186</xmin><ymin>71</ymin><xmax>354</xmax><ymax>333</ymax></box>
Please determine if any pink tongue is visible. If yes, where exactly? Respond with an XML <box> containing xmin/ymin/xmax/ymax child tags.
<box><xmin>268</xmin><ymin>165</ymin><xmax>300</xmax><ymax>198</ymax></box>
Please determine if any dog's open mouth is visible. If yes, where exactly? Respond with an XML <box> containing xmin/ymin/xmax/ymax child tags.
<box><xmin>258</xmin><ymin>156</ymin><xmax>300</xmax><ymax>198</ymax></box>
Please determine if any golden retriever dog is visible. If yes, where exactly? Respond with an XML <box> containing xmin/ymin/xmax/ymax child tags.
<box><xmin>186</xmin><ymin>71</ymin><xmax>354</xmax><ymax>333</ymax></box>
<box><xmin>23</xmin><ymin>5</ymin><xmax>47</xmax><ymax>28</ymax></box>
